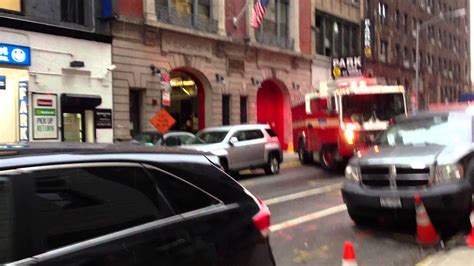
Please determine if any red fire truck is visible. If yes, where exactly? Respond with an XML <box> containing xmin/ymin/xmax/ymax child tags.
<box><xmin>292</xmin><ymin>78</ymin><xmax>407</xmax><ymax>169</ymax></box>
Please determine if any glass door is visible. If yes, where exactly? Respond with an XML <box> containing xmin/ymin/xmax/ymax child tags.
<box><xmin>63</xmin><ymin>112</ymin><xmax>84</xmax><ymax>142</ymax></box>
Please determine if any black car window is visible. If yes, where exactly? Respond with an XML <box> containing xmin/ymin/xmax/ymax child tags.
<box><xmin>244</xmin><ymin>130</ymin><xmax>264</xmax><ymax>140</ymax></box>
<box><xmin>265</xmin><ymin>128</ymin><xmax>278</xmax><ymax>137</ymax></box>
<box><xmin>148</xmin><ymin>168</ymin><xmax>220</xmax><ymax>214</ymax></box>
<box><xmin>0</xmin><ymin>177</ymin><xmax>14</xmax><ymax>264</ymax></box>
<box><xmin>32</xmin><ymin>165</ymin><xmax>171</xmax><ymax>252</ymax></box>
<box><xmin>233</xmin><ymin>131</ymin><xmax>247</xmax><ymax>141</ymax></box>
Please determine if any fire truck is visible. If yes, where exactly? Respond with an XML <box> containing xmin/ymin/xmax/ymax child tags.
<box><xmin>292</xmin><ymin>78</ymin><xmax>407</xmax><ymax>169</ymax></box>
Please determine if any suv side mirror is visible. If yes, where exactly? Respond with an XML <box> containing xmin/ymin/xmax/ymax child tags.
<box><xmin>229</xmin><ymin>137</ymin><xmax>238</xmax><ymax>146</ymax></box>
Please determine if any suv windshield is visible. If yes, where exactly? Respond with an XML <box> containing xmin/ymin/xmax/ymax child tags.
<box><xmin>194</xmin><ymin>131</ymin><xmax>229</xmax><ymax>144</ymax></box>
<box><xmin>342</xmin><ymin>93</ymin><xmax>405</xmax><ymax>123</ymax></box>
<box><xmin>378</xmin><ymin>113</ymin><xmax>472</xmax><ymax>146</ymax></box>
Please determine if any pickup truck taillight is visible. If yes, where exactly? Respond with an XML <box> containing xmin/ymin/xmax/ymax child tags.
<box><xmin>252</xmin><ymin>197</ymin><xmax>271</xmax><ymax>237</ymax></box>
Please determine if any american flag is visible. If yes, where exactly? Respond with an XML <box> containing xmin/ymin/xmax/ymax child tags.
<box><xmin>250</xmin><ymin>0</ymin><xmax>269</xmax><ymax>29</ymax></box>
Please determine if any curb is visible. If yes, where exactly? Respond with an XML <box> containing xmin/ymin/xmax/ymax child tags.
<box><xmin>238</xmin><ymin>158</ymin><xmax>301</xmax><ymax>175</ymax></box>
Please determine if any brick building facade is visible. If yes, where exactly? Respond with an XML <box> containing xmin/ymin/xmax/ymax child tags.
<box><xmin>112</xmin><ymin>0</ymin><xmax>313</xmax><ymax>149</ymax></box>
<box><xmin>362</xmin><ymin>0</ymin><xmax>471</xmax><ymax>109</ymax></box>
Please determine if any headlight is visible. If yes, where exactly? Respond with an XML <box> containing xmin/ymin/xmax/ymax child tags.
<box><xmin>433</xmin><ymin>164</ymin><xmax>464</xmax><ymax>184</ymax></box>
<box><xmin>345</xmin><ymin>165</ymin><xmax>361</xmax><ymax>182</ymax></box>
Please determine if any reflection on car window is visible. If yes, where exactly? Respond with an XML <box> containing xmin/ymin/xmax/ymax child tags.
<box><xmin>149</xmin><ymin>169</ymin><xmax>219</xmax><ymax>214</ymax></box>
<box><xmin>195</xmin><ymin>130</ymin><xmax>229</xmax><ymax>144</ymax></box>
<box><xmin>379</xmin><ymin>114</ymin><xmax>472</xmax><ymax>146</ymax></box>
<box><xmin>32</xmin><ymin>166</ymin><xmax>170</xmax><ymax>251</ymax></box>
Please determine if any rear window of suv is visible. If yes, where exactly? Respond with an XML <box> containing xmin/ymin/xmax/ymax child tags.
<box><xmin>265</xmin><ymin>128</ymin><xmax>278</xmax><ymax>137</ymax></box>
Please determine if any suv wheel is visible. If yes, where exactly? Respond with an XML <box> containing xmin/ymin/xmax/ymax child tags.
<box><xmin>264</xmin><ymin>153</ymin><xmax>280</xmax><ymax>175</ymax></box>
<box><xmin>298</xmin><ymin>141</ymin><xmax>313</xmax><ymax>164</ymax></box>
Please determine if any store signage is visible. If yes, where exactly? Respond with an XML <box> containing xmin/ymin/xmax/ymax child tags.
<box><xmin>0</xmin><ymin>43</ymin><xmax>31</xmax><ymax>66</ymax></box>
<box><xmin>331</xmin><ymin>56</ymin><xmax>363</xmax><ymax>79</ymax></box>
<box><xmin>0</xmin><ymin>75</ymin><xmax>5</xmax><ymax>90</ymax></box>
<box><xmin>162</xmin><ymin>91</ymin><xmax>170</xmax><ymax>107</ymax></box>
<box><xmin>363</xmin><ymin>18</ymin><xmax>374</xmax><ymax>59</ymax></box>
<box><xmin>32</xmin><ymin>93</ymin><xmax>58</xmax><ymax>140</ymax></box>
<box><xmin>18</xmin><ymin>81</ymin><xmax>29</xmax><ymax>142</ymax></box>
<box><xmin>95</xmin><ymin>109</ymin><xmax>113</xmax><ymax>129</ymax></box>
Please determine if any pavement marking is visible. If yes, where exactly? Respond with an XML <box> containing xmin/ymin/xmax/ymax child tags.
<box><xmin>269</xmin><ymin>204</ymin><xmax>347</xmax><ymax>232</ymax></box>
<box><xmin>264</xmin><ymin>182</ymin><xmax>343</xmax><ymax>206</ymax></box>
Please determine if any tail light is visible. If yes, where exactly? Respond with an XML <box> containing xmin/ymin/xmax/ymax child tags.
<box><xmin>343</xmin><ymin>123</ymin><xmax>355</xmax><ymax>145</ymax></box>
<box><xmin>252</xmin><ymin>197</ymin><xmax>271</xmax><ymax>237</ymax></box>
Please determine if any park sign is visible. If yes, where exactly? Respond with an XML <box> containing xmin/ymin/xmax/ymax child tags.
<box><xmin>331</xmin><ymin>56</ymin><xmax>363</xmax><ymax>79</ymax></box>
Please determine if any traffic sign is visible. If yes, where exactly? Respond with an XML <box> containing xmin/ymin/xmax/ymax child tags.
<box><xmin>150</xmin><ymin>109</ymin><xmax>176</xmax><ymax>134</ymax></box>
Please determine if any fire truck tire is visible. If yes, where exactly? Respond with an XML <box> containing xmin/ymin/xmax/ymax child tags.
<box><xmin>264</xmin><ymin>153</ymin><xmax>280</xmax><ymax>175</ymax></box>
<box><xmin>298</xmin><ymin>141</ymin><xmax>313</xmax><ymax>164</ymax></box>
<box><xmin>320</xmin><ymin>147</ymin><xmax>337</xmax><ymax>170</ymax></box>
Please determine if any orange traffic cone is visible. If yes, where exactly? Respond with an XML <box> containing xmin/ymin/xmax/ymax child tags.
<box><xmin>466</xmin><ymin>209</ymin><xmax>474</xmax><ymax>247</ymax></box>
<box><xmin>342</xmin><ymin>241</ymin><xmax>357</xmax><ymax>266</ymax></box>
<box><xmin>415</xmin><ymin>193</ymin><xmax>440</xmax><ymax>247</ymax></box>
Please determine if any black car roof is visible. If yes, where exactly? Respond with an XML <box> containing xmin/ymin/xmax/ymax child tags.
<box><xmin>0</xmin><ymin>143</ymin><xmax>212</xmax><ymax>170</ymax></box>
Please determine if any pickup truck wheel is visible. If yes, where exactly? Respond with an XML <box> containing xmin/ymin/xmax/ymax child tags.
<box><xmin>298</xmin><ymin>141</ymin><xmax>313</xmax><ymax>164</ymax></box>
<box><xmin>320</xmin><ymin>147</ymin><xmax>337</xmax><ymax>170</ymax></box>
<box><xmin>264</xmin><ymin>153</ymin><xmax>280</xmax><ymax>175</ymax></box>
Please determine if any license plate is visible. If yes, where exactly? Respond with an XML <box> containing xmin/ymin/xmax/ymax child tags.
<box><xmin>380</xmin><ymin>197</ymin><xmax>402</xmax><ymax>208</ymax></box>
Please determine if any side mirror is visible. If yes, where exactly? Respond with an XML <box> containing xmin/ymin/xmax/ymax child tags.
<box><xmin>229</xmin><ymin>137</ymin><xmax>238</xmax><ymax>146</ymax></box>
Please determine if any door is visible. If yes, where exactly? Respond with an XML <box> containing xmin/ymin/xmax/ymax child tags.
<box><xmin>62</xmin><ymin>112</ymin><xmax>84</xmax><ymax>142</ymax></box>
<box><xmin>227</xmin><ymin>130</ymin><xmax>249</xmax><ymax>170</ymax></box>
<box><xmin>227</xmin><ymin>130</ymin><xmax>266</xmax><ymax>170</ymax></box>
<box><xmin>242</xmin><ymin>129</ymin><xmax>266</xmax><ymax>166</ymax></box>
<box><xmin>129</xmin><ymin>90</ymin><xmax>142</xmax><ymax>137</ymax></box>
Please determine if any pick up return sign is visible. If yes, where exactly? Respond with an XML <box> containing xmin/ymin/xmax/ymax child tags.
<box><xmin>331</xmin><ymin>56</ymin><xmax>362</xmax><ymax>79</ymax></box>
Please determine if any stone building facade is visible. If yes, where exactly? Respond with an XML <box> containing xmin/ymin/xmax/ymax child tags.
<box><xmin>112</xmin><ymin>0</ymin><xmax>313</xmax><ymax>149</ymax></box>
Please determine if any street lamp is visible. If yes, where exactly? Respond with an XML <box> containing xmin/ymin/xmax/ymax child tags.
<box><xmin>414</xmin><ymin>8</ymin><xmax>466</xmax><ymax>112</ymax></box>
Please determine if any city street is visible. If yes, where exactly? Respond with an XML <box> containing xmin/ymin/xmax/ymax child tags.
<box><xmin>237</xmin><ymin>165</ymin><xmax>438</xmax><ymax>266</ymax></box>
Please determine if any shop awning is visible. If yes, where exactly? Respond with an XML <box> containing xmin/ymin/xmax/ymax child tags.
<box><xmin>61</xmin><ymin>93</ymin><xmax>102</xmax><ymax>110</ymax></box>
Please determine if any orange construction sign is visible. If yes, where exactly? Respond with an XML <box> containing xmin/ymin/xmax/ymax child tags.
<box><xmin>150</xmin><ymin>109</ymin><xmax>176</xmax><ymax>134</ymax></box>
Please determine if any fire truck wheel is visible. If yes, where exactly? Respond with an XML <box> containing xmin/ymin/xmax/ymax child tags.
<box><xmin>320</xmin><ymin>147</ymin><xmax>337</xmax><ymax>170</ymax></box>
<box><xmin>264</xmin><ymin>153</ymin><xmax>280</xmax><ymax>175</ymax></box>
<box><xmin>298</xmin><ymin>142</ymin><xmax>313</xmax><ymax>164</ymax></box>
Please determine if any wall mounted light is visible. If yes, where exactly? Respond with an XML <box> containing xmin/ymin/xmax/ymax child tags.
<box><xmin>292</xmin><ymin>82</ymin><xmax>300</xmax><ymax>90</ymax></box>
<box><xmin>251</xmin><ymin>77</ymin><xmax>261</xmax><ymax>86</ymax></box>
<box><xmin>215</xmin><ymin>73</ymin><xmax>225</xmax><ymax>83</ymax></box>
<box><xmin>150</xmin><ymin>64</ymin><xmax>161</xmax><ymax>76</ymax></box>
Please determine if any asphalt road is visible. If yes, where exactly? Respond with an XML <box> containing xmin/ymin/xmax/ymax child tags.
<box><xmin>237</xmin><ymin>165</ymin><xmax>441</xmax><ymax>266</ymax></box>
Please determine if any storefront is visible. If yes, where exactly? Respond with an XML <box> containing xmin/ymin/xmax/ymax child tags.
<box><xmin>0</xmin><ymin>27</ymin><xmax>113</xmax><ymax>143</ymax></box>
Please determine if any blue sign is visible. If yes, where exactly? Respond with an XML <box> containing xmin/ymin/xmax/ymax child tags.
<box><xmin>0</xmin><ymin>75</ymin><xmax>5</xmax><ymax>90</ymax></box>
<box><xmin>0</xmin><ymin>43</ymin><xmax>31</xmax><ymax>66</ymax></box>
<box><xmin>18</xmin><ymin>81</ymin><xmax>29</xmax><ymax>142</ymax></box>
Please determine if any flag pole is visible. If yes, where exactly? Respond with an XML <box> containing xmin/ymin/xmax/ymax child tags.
<box><xmin>232</xmin><ymin>0</ymin><xmax>251</xmax><ymax>28</ymax></box>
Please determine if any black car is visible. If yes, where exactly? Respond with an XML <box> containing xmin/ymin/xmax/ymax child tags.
<box><xmin>0</xmin><ymin>143</ymin><xmax>275</xmax><ymax>265</ymax></box>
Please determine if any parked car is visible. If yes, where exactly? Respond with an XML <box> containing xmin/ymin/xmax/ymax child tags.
<box><xmin>182</xmin><ymin>124</ymin><xmax>283</xmax><ymax>175</ymax></box>
<box><xmin>342</xmin><ymin>109</ymin><xmax>474</xmax><ymax>230</ymax></box>
<box><xmin>0</xmin><ymin>143</ymin><xmax>275</xmax><ymax>266</ymax></box>
<box><xmin>132</xmin><ymin>131</ymin><xmax>196</xmax><ymax>146</ymax></box>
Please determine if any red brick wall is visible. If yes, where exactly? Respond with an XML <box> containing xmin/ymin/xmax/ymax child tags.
<box><xmin>299</xmin><ymin>0</ymin><xmax>312</xmax><ymax>55</ymax></box>
<box><xmin>225</xmin><ymin>0</ymin><xmax>247</xmax><ymax>38</ymax></box>
<box><xmin>119</xmin><ymin>0</ymin><xmax>143</xmax><ymax>17</ymax></box>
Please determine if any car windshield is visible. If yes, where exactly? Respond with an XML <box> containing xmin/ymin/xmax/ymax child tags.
<box><xmin>378</xmin><ymin>113</ymin><xmax>472</xmax><ymax>146</ymax></box>
<box><xmin>342</xmin><ymin>93</ymin><xmax>405</xmax><ymax>123</ymax></box>
<box><xmin>193</xmin><ymin>130</ymin><xmax>229</xmax><ymax>144</ymax></box>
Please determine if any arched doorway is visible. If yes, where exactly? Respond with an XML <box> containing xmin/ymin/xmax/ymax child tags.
<box><xmin>257</xmin><ymin>80</ymin><xmax>288</xmax><ymax>149</ymax></box>
<box><xmin>168</xmin><ymin>68</ymin><xmax>209</xmax><ymax>133</ymax></box>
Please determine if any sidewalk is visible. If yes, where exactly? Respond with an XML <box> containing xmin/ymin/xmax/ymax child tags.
<box><xmin>417</xmin><ymin>247</ymin><xmax>474</xmax><ymax>266</ymax></box>
<box><xmin>282</xmin><ymin>151</ymin><xmax>301</xmax><ymax>169</ymax></box>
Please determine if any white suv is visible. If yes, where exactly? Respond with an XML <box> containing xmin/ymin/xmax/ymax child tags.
<box><xmin>182</xmin><ymin>124</ymin><xmax>283</xmax><ymax>175</ymax></box>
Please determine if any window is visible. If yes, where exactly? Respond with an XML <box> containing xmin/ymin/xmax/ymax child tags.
<box><xmin>378</xmin><ymin>2</ymin><xmax>388</xmax><ymax>26</ymax></box>
<box><xmin>233</xmin><ymin>130</ymin><xmax>264</xmax><ymax>141</ymax></box>
<box><xmin>380</xmin><ymin>40</ymin><xmax>388</xmax><ymax>62</ymax></box>
<box><xmin>240</xmin><ymin>96</ymin><xmax>248</xmax><ymax>123</ymax></box>
<box><xmin>395</xmin><ymin>10</ymin><xmax>400</xmax><ymax>28</ymax></box>
<box><xmin>395</xmin><ymin>44</ymin><xmax>401</xmax><ymax>65</ymax></box>
<box><xmin>315</xmin><ymin>11</ymin><xmax>359</xmax><ymax>57</ymax></box>
<box><xmin>404</xmin><ymin>14</ymin><xmax>408</xmax><ymax>32</ymax></box>
<box><xmin>61</xmin><ymin>0</ymin><xmax>86</xmax><ymax>25</ymax></box>
<box><xmin>148</xmin><ymin>168</ymin><xmax>219</xmax><ymax>214</ymax></box>
<box><xmin>32</xmin><ymin>166</ymin><xmax>169</xmax><ymax>251</ymax></box>
<box><xmin>266</xmin><ymin>128</ymin><xmax>278</xmax><ymax>137</ymax></box>
<box><xmin>258</xmin><ymin>0</ymin><xmax>289</xmax><ymax>46</ymax></box>
<box><xmin>222</xmin><ymin>95</ymin><xmax>230</xmax><ymax>126</ymax></box>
